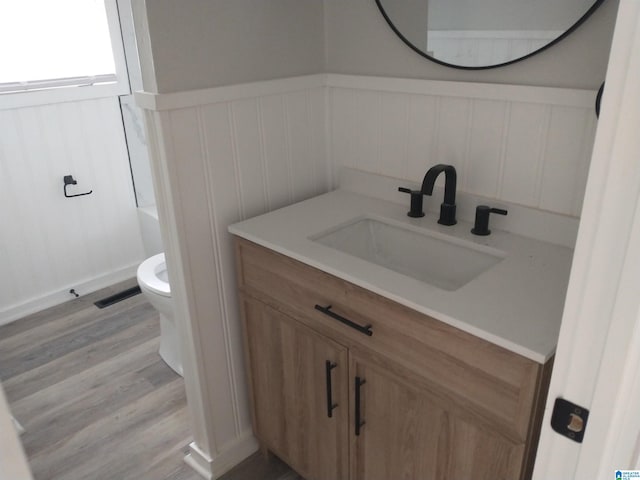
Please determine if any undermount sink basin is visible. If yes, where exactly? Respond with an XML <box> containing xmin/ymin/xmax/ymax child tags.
<box><xmin>311</xmin><ymin>216</ymin><xmax>506</xmax><ymax>291</ymax></box>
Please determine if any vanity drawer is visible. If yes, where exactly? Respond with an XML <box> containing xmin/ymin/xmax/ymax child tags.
<box><xmin>234</xmin><ymin>238</ymin><xmax>547</xmax><ymax>441</ymax></box>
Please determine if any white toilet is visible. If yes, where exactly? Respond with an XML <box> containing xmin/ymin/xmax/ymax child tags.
<box><xmin>137</xmin><ymin>253</ymin><xmax>183</xmax><ymax>376</ymax></box>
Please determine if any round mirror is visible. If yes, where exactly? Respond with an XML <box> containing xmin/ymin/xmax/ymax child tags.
<box><xmin>375</xmin><ymin>0</ymin><xmax>606</xmax><ymax>69</ymax></box>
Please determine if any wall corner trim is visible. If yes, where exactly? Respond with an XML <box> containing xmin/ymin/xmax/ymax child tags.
<box><xmin>324</xmin><ymin>74</ymin><xmax>597</xmax><ymax>106</ymax></box>
<box><xmin>135</xmin><ymin>73</ymin><xmax>596</xmax><ymax>113</ymax></box>
<box><xmin>134</xmin><ymin>74</ymin><xmax>327</xmax><ymax>111</ymax></box>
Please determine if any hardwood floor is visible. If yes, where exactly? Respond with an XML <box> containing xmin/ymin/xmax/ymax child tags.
<box><xmin>0</xmin><ymin>279</ymin><xmax>301</xmax><ymax>480</ymax></box>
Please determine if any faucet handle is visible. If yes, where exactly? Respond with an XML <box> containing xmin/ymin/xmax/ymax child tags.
<box><xmin>398</xmin><ymin>187</ymin><xmax>425</xmax><ymax>218</ymax></box>
<box><xmin>471</xmin><ymin>205</ymin><xmax>508</xmax><ymax>236</ymax></box>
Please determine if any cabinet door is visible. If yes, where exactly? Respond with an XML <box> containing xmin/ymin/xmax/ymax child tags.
<box><xmin>350</xmin><ymin>354</ymin><xmax>525</xmax><ymax>480</ymax></box>
<box><xmin>242</xmin><ymin>297</ymin><xmax>349</xmax><ymax>480</ymax></box>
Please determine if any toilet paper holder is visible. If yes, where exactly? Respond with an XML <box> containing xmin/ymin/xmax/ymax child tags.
<box><xmin>63</xmin><ymin>175</ymin><xmax>93</xmax><ymax>198</ymax></box>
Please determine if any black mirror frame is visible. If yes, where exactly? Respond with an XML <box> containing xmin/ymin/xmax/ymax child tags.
<box><xmin>375</xmin><ymin>0</ymin><xmax>607</xmax><ymax>70</ymax></box>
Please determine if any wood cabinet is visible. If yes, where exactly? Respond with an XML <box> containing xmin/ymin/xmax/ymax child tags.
<box><xmin>242</xmin><ymin>298</ymin><xmax>348</xmax><ymax>480</ymax></box>
<box><xmin>235</xmin><ymin>238</ymin><xmax>552</xmax><ymax>480</ymax></box>
<box><xmin>349</xmin><ymin>353</ymin><xmax>525</xmax><ymax>480</ymax></box>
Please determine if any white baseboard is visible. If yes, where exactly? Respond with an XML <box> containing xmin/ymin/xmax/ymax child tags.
<box><xmin>212</xmin><ymin>433</ymin><xmax>260</xmax><ymax>478</ymax></box>
<box><xmin>184</xmin><ymin>442</ymin><xmax>213</xmax><ymax>480</ymax></box>
<box><xmin>184</xmin><ymin>432</ymin><xmax>259</xmax><ymax>480</ymax></box>
<box><xmin>0</xmin><ymin>263</ymin><xmax>142</xmax><ymax>327</ymax></box>
<box><xmin>11</xmin><ymin>416</ymin><xmax>25</xmax><ymax>435</ymax></box>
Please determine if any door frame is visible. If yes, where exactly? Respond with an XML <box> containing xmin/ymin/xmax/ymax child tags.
<box><xmin>533</xmin><ymin>0</ymin><xmax>640</xmax><ymax>476</ymax></box>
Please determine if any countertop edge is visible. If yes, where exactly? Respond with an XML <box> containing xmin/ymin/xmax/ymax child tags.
<box><xmin>229</xmin><ymin>227</ymin><xmax>554</xmax><ymax>364</ymax></box>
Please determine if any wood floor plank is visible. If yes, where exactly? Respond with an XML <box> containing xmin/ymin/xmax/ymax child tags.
<box><xmin>23</xmin><ymin>359</ymin><xmax>179</xmax><ymax>456</ymax></box>
<box><xmin>76</xmin><ymin>400</ymin><xmax>192</xmax><ymax>480</ymax></box>
<box><xmin>2</xmin><ymin>280</ymin><xmax>303</xmax><ymax>480</ymax></box>
<box><xmin>3</xmin><ymin>311</ymin><xmax>158</xmax><ymax>402</ymax></box>
<box><xmin>27</xmin><ymin>378</ymin><xmax>187</xmax><ymax>479</ymax></box>
<box><xmin>0</xmin><ymin>301</ymin><xmax>154</xmax><ymax>380</ymax></box>
<box><xmin>0</xmin><ymin>278</ymin><xmax>139</xmax><ymax>339</ymax></box>
<box><xmin>11</xmin><ymin>337</ymin><xmax>161</xmax><ymax>427</ymax></box>
<box><xmin>0</xmin><ymin>292</ymin><xmax>146</xmax><ymax>364</ymax></box>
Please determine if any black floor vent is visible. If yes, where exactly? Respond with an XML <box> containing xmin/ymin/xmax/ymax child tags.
<box><xmin>94</xmin><ymin>286</ymin><xmax>142</xmax><ymax>309</ymax></box>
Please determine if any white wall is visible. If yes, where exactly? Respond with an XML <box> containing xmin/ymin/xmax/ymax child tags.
<box><xmin>130</xmin><ymin>1</ymin><xmax>618</xmax><ymax>477</ymax></box>
<box><xmin>137</xmin><ymin>76</ymin><xmax>327</xmax><ymax>476</ymax></box>
<box><xmin>383</xmin><ymin>0</ymin><xmax>429</xmax><ymax>50</ymax></box>
<box><xmin>130</xmin><ymin>3</ymin><xmax>329</xmax><ymax>475</ymax></box>
<box><xmin>136</xmin><ymin>74</ymin><xmax>596</xmax><ymax>478</ymax></box>
<box><xmin>328</xmin><ymin>75</ymin><xmax>596</xmax><ymax>217</ymax></box>
<box><xmin>0</xmin><ymin>97</ymin><xmax>145</xmax><ymax>324</ymax></box>
<box><xmin>325</xmin><ymin>0</ymin><xmax>618</xmax><ymax>89</ymax></box>
<box><xmin>132</xmin><ymin>0</ymin><xmax>325</xmax><ymax>93</ymax></box>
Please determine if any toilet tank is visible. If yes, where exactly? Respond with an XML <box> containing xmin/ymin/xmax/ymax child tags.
<box><xmin>137</xmin><ymin>205</ymin><xmax>164</xmax><ymax>257</ymax></box>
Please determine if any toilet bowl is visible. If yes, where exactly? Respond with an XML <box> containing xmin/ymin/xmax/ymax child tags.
<box><xmin>137</xmin><ymin>253</ymin><xmax>183</xmax><ymax>376</ymax></box>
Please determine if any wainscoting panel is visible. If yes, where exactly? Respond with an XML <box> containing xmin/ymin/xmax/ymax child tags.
<box><xmin>136</xmin><ymin>76</ymin><xmax>328</xmax><ymax>477</ymax></box>
<box><xmin>407</xmin><ymin>94</ymin><xmax>438</xmax><ymax>181</ymax></box>
<box><xmin>259</xmin><ymin>94</ymin><xmax>291</xmax><ymax>211</ymax></box>
<box><xmin>137</xmin><ymin>73</ymin><xmax>597</xmax><ymax>477</ymax></box>
<box><xmin>198</xmin><ymin>87</ymin><xmax>329</xmax><ymax>448</ymax></box>
<box><xmin>500</xmin><ymin>102</ymin><xmax>550</xmax><ymax>207</ymax></box>
<box><xmin>0</xmin><ymin>97</ymin><xmax>144</xmax><ymax>324</ymax></box>
<box><xmin>540</xmin><ymin>106</ymin><xmax>596</xmax><ymax>215</ymax></box>
<box><xmin>328</xmin><ymin>75</ymin><xmax>597</xmax><ymax>217</ymax></box>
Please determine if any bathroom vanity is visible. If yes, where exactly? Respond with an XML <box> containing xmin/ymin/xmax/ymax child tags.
<box><xmin>229</xmin><ymin>179</ymin><xmax>573</xmax><ymax>480</ymax></box>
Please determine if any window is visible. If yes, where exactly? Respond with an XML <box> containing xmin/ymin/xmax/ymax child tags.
<box><xmin>0</xmin><ymin>0</ymin><xmax>129</xmax><ymax>104</ymax></box>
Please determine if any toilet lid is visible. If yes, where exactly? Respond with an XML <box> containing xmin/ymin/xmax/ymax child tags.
<box><xmin>137</xmin><ymin>253</ymin><xmax>171</xmax><ymax>297</ymax></box>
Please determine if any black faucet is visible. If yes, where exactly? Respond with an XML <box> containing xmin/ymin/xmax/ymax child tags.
<box><xmin>471</xmin><ymin>205</ymin><xmax>508</xmax><ymax>236</ymax></box>
<box><xmin>421</xmin><ymin>164</ymin><xmax>457</xmax><ymax>226</ymax></box>
<box><xmin>397</xmin><ymin>187</ymin><xmax>425</xmax><ymax>217</ymax></box>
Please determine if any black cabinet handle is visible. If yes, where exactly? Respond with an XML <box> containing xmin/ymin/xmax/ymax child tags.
<box><xmin>355</xmin><ymin>376</ymin><xmax>366</xmax><ymax>436</ymax></box>
<box><xmin>325</xmin><ymin>361</ymin><xmax>338</xmax><ymax>418</ymax></box>
<box><xmin>314</xmin><ymin>305</ymin><xmax>373</xmax><ymax>337</ymax></box>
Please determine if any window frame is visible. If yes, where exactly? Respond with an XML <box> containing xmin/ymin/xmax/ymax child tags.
<box><xmin>0</xmin><ymin>0</ymin><xmax>130</xmax><ymax>110</ymax></box>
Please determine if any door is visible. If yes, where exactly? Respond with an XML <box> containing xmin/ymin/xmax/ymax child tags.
<box><xmin>350</xmin><ymin>353</ymin><xmax>524</xmax><ymax>480</ymax></box>
<box><xmin>532</xmin><ymin>1</ymin><xmax>640</xmax><ymax>477</ymax></box>
<box><xmin>242</xmin><ymin>297</ymin><xmax>349</xmax><ymax>480</ymax></box>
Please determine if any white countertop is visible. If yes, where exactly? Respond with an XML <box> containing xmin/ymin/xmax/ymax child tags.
<box><xmin>229</xmin><ymin>188</ymin><xmax>573</xmax><ymax>363</ymax></box>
